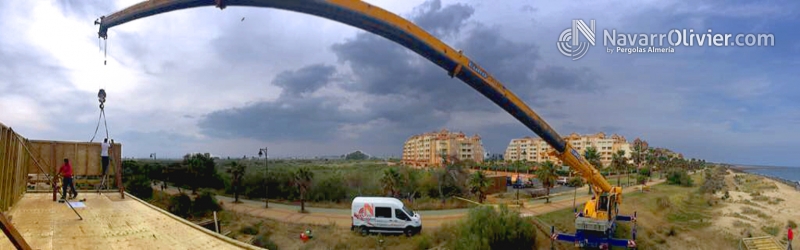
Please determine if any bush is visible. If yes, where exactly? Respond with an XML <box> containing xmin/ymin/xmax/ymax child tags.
<box><xmin>788</xmin><ymin>220</ymin><xmax>798</xmax><ymax>229</ymax></box>
<box><xmin>567</xmin><ymin>177</ymin><xmax>584</xmax><ymax>187</ymax></box>
<box><xmin>252</xmin><ymin>235</ymin><xmax>278</xmax><ymax>249</ymax></box>
<box><xmin>168</xmin><ymin>193</ymin><xmax>193</xmax><ymax>218</ymax></box>
<box><xmin>125</xmin><ymin>175</ymin><xmax>154</xmax><ymax>200</ymax></box>
<box><xmin>666</xmin><ymin>169</ymin><xmax>693</xmax><ymax>187</ymax></box>
<box><xmin>308</xmin><ymin>174</ymin><xmax>347</xmax><ymax>202</ymax></box>
<box><xmin>193</xmin><ymin>190</ymin><xmax>222</xmax><ymax>216</ymax></box>
<box><xmin>416</xmin><ymin>234</ymin><xmax>433</xmax><ymax>250</ymax></box>
<box><xmin>239</xmin><ymin>225</ymin><xmax>259</xmax><ymax>235</ymax></box>
<box><xmin>636</xmin><ymin>175</ymin><xmax>649</xmax><ymax>185</ymax></box>
<box><xmin>762</xmin><ymin>225</ymin><xmax>780</xmax><ymax>236</ymax></box>
<box><xmin>449</xmin><ymin>205</ymin><xmax>535</xmax><ymax>250</ymax></box>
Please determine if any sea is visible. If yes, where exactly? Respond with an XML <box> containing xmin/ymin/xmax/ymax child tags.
<box><xmin>739</xmin><ymin>166</ymin><xmax>800</xmax><ymax>183</ymax></box>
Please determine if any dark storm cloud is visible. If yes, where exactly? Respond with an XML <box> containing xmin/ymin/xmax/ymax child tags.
<box><xmin>198</xmin><ymin>0</ymin><xmax>601</xmax><ymax>152</ymax></box>
<box><xmin>199</xmin><ymin>97</ymin><xmax>362</xmax><ymax>141</ymax></box>
<box><xmin>273</xmin><ymin>64</ymin><xmax>336</xmax><ymax>96</ymax></box>
<box><xmin>198</xmin><ymin>64</ymin><xmax>365</xmax><ymax>141</ymax></box>
<box><xmin>411</xmin><ymin>0</ymin><xmax>475</xmax><ymax>38</ymax></box>
<box><xmin>533</xmin><ymin>65</ymin><xmax>601</xmax><ymax>92</ymax></box>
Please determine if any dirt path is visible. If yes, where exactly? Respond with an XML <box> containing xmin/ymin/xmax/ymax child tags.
<box><xmin>152</xmin><ymin>179</ymin><xmax>664</xmax><ymax>229</ymax></box>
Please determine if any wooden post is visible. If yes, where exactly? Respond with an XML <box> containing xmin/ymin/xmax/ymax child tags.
<box><xmin>115</xmin><ymin>143</ymin><xmax>124</xmax><ymax>199</ymax></box>
<box><xmin>0</xmin><ymin>212</ymin><xmax>31</xmax><ymax>250</ymax></box>
<box><xmin>52</xmin><ymin>142</ymin><xmax>57</xmax><ymax>201</ymax></box>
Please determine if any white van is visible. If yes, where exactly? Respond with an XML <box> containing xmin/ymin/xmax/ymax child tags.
<box><xmin>351</xmin><ymin>197</ymin><xmax>421</xmax><ymax>236</ymax></box>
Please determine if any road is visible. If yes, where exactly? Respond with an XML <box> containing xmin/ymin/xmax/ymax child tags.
<box><xmin>153</xmin><ymin>178</ymin><xmax>664</xmax><ymax>229</ymax></box>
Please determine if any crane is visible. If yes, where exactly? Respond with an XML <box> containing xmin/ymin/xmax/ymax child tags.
<box><xmin>94</xmin><ymin>0</ymin><xmax>637</xmax><ymax>248</ymax></box>
<box><xmin>546</xmin><ymin>148</ymin><xmax>637</xmax><ymax>249</ymax></box>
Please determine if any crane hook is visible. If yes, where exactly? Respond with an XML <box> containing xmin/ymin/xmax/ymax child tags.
<box><xmin>98</xmin><ymin>89</ymin><xmax>107</xmax><ymax>109</ymax></box>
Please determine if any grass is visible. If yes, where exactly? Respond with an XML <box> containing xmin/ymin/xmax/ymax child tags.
<box><xmin>733</xmin><ymin>220</ymin><xmax>753</xmax><ymax>228</ymax></box>
<box><xmin>733</xmin><ymin>174</ymin><xmax>778</xmax><ymax>193</ymax></box>
<box><xmin>761</xmin><ymin>225</ymin><xmax>780</xmax><ymax>236</ymax></box>
<box><xmin>741</xmin><ymin>206</ymin><xmax>772</xmax><ymax>220</ymax></box>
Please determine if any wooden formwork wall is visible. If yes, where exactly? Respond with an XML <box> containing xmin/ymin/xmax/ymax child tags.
<box><xmin>25</xmin><ymin>140</ymin><xmax>122</xmax><ymax>177</ymax></box>
<box><xmin>0</xmin><ymin>123</ymin><xmax>30</xmax><ymax>212</ymax></box>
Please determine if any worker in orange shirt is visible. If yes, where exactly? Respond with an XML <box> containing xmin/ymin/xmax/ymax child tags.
<box><xmin>58</xmin><ymin>158</ymin><xmax>78</xmax><ymax>201</ymax></box>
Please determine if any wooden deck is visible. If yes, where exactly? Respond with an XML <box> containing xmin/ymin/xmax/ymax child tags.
<box><xmin>0</xmin><ymin>193</ymin><xmax>261</xmax><ymax>250</ymax></box>
<box><xmin>740</xmin><ymin>236</ymin><xmax>786</xmax><ymax>250</ymax></box>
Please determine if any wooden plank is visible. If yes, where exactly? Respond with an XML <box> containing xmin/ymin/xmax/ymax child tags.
<box><xmin>1</xmin><ymin>127</ymin><xmax>8</xmax><ymax>211</ymax></box>
<box><xmin>0</xmin><ymin>212</ymin><xmax>32</xmax><ymax>250</ymax></box>
<box><xmin>4</xmin><ymin>128</ymin><xmax>13</xmax><ymax>211</ymax></box>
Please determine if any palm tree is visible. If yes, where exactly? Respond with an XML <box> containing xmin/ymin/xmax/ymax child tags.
<box><xmin>226</xmin><ymin>161</ymin><xmax>246</xmax><ymax>203</ymax></box>
<box><xmin>381</xmin><ymin>168</ymin><xmax>401</xmax><ymax>197</ymax></box>
<box><xmin>536</xmin><ymin>161</ymin><xmax>558</xmax><ymax>203</ymax></box>
<box><xmin>469</xmin><ymin>170</ymin><xmax>491</xmax><ymax>203</ymax></box>
<box><xmin>631</xmin><ymin>138</ymin><xmax>648</xmax><ymax>171</ymax></box>
<box><xmin>293</xmin><ymin>167</ymin><xmax>314</xmax><ymax>213</ymax></box>
<box><xmin>583</xmin><ymin>146</ymin><xmax>601</xmax><ymax>194</ymax></box>
<box><xmin>611</xmin><ymin>150</ymin><xmax>627</xmax><ymax>186</ymax></box>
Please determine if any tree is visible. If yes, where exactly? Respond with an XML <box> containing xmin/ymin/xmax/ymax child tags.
<box><xmin>397</xmin><ymin>167</ymin><xmax>421</xmax><ymax>201</ymax></box>
<box><xmin>583</xmin><ymin>146</ymin><xmax>601</xmax><ymax>194</ymax></box>
<box><xmin>345</xmin><ymin>151</ymin><xmax>369</xmax><ymax>160</ymax></box>
<box><xmin>631</xmin><ymin>138</ymin><xmax>648</xmax><ymax>170</ymax></box>
<box><xmin>381</xmin><ymin>168</ymin><xmax>401</xmax><ymax>197</ymax></box>
<box><xmin>468</xmin><ymin>170</ymin><xmax>491</xmax><ymax>203</ymax></box>
<box><xmin>182</xmin><ymin>153</ymin><xmax>221</xmax><ymax>195</ymax></box>
<box><xmin>611</xmin><ymin>150</ymin><xmax>628</xmax><ymax>187</ymax></box>
<box><xmin>293</xmin><ymin>167</ymin><xmax>315</xmax><ymax>213</ymax></box>
<box><xmin>226</xmin><ymin>161</ymin><xmax>246</xmax><ymax>203</ymax></box>
<box><xmin>535</xmin><ymin>161</ymin><xmax>558</xmax><ymax>203</ymax></box>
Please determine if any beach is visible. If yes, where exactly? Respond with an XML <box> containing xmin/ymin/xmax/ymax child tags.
<box><xmin>713</xmin><ymin>169</ymin><xmax>799</xmax><ymax>249</ymax></box>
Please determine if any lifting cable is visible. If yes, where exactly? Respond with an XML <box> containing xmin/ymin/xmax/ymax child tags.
<box><xmin>89</xmin><ymin>89</ymin><xmax>109</xmax><ymax>143</ymax></box>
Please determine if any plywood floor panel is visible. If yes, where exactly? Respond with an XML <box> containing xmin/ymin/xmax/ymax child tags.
<box><xmin>0</xmin><ymin>193</ymin><xmax>258</xmax><ymax>250</ymax></box>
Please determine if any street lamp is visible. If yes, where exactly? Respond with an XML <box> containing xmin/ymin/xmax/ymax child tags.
<box><xmin>258</xmin><ymin>147</ymin><xmax>268</xmax><ymax>208</ymax></box>
<box><xmin>149</xmin><ymin>153</ymin><xmax>157</xmax><ymax>160</ymax></box>
<box><xmin>518</xmin><ymin>150</ymin><xmax>527</xmax><ymax>202</ymax></box>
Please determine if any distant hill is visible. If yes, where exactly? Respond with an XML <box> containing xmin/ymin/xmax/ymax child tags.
<box><xmin>343</xmin><ymin>150</ymin><xmax>370</xmax><ymax>160</ymax></box>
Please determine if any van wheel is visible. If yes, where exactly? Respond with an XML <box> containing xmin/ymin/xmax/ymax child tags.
<box><xmin>404</xmin><ymin>227</ymin><xmax>413</xmax><ymax>237</ymax></box>
<box><xmin>359</xmin><ymin>226</ymin><xmax>368</xmax><ymax>236</ymax></box>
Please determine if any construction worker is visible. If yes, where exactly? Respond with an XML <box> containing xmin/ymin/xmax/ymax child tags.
<box><xmin>101</xmin><ymin>138</ymin><xmax>112</xmax><ymax>175</ymax></box>
<box><xmin>100</xmin><ymin>138</ymin><xmax>112</xmax><ymax>188</ymax></box>
<box><xmin>59</xmin><ymin>158</ymin><xmax>78</xmax><ymax>200</ymax></box>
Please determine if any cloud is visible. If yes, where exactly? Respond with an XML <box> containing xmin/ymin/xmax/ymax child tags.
<box><xmin>3</xmin><ymin>0</ymin><xmax>798</xmax><ymax>167</ymax></box>
<box><xmin>197</xmin><ymin>0</ymin><xmax>601</xmax><ymax>154</ymax></box>
<box><xmin>273</xmin><ymin>64</ymin><xmax>337</xmax><ymax>96</ymax></box>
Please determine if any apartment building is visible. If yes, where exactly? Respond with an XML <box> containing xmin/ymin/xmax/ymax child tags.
<box><xmin>401</xmin><ymin>129</ymin><xmax>485</xmax><ymax>167</ymax></box>
<box><xmin>504</xmin><ymin>132</ymin><xmax>632</xmax><ymax>167</ymax></box>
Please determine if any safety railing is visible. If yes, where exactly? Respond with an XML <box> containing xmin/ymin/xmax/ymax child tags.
<box><xmin>0</xmin><ymin>123</ymin><xmax>30</xmax><ymax>212</ymax></box>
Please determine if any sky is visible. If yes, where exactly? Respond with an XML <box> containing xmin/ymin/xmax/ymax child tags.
<box><xmin>0</xmin><ymin>0</ymin><xmax>798</xmax><ymax>166</ymax></box>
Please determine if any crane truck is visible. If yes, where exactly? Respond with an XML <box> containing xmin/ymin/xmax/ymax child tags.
<box><xmin>545</xmin><ymin>144</ymin><xmax>638</xmax><ymax>249</ymax></box>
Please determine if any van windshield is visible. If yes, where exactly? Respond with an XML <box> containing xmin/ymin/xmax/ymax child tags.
<box><xmin>402</xmin><ymin>206</ymin><xmax>415</xmax><ymax>217</ymax></box>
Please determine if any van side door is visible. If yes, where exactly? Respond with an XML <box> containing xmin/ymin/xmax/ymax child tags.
<box><xmin>374</xmin><ymin>206</ymin><xmax>392</xmax><ymax>228</ymax></box>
